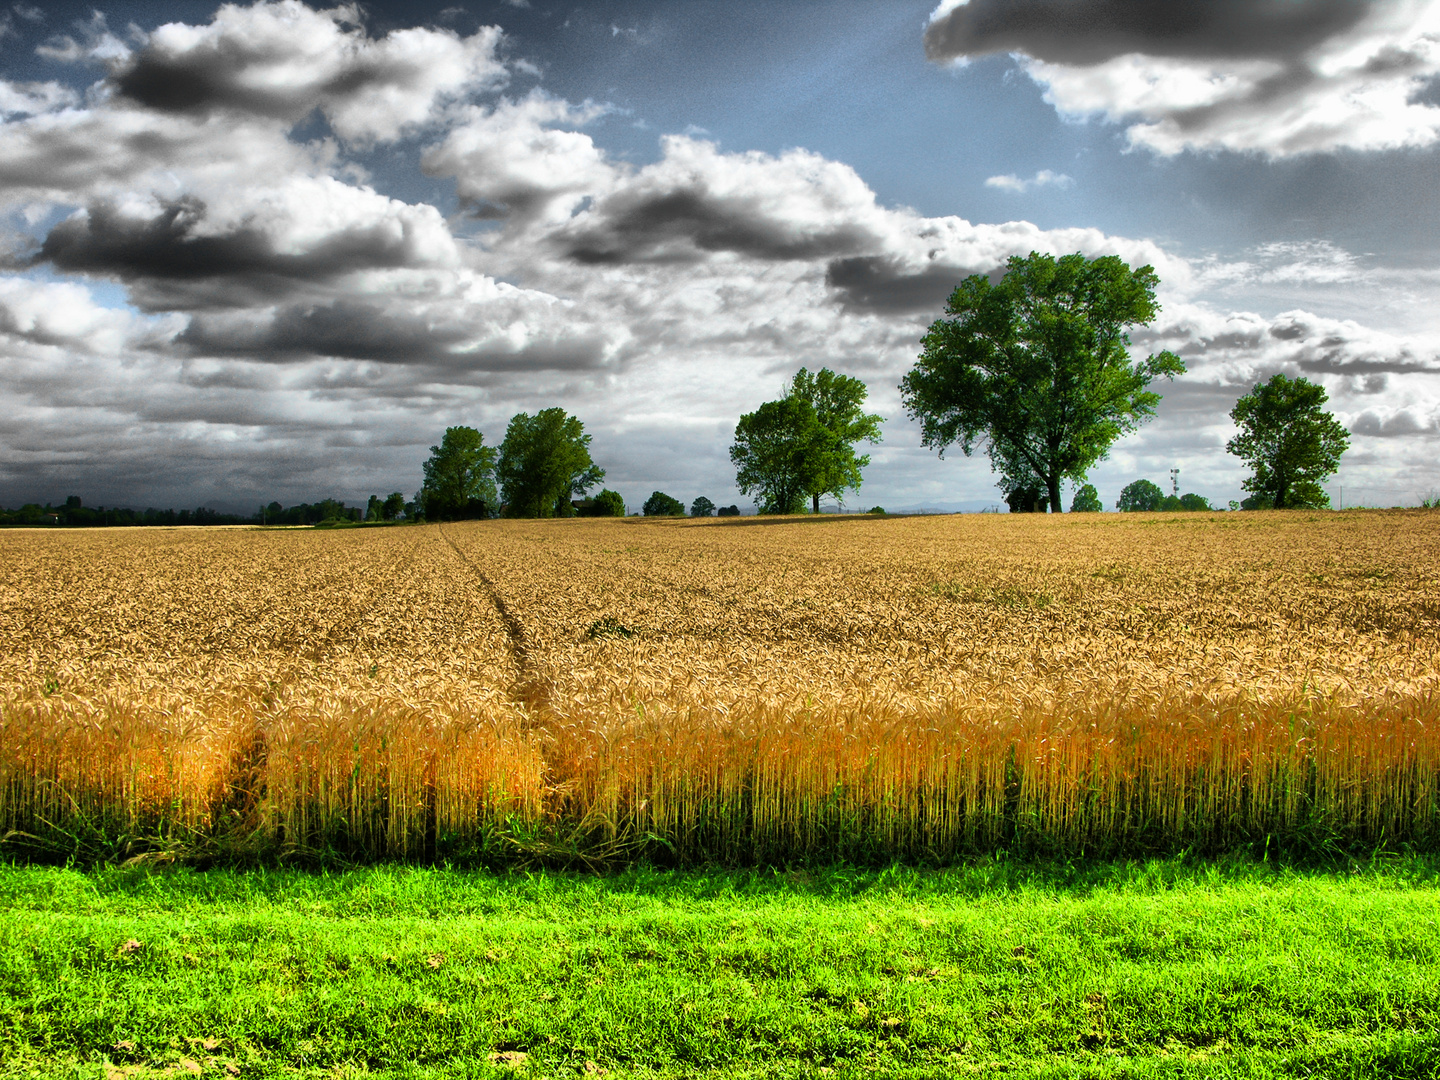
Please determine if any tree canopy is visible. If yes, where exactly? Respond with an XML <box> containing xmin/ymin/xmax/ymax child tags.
<box><xmin>643</xmin><ymin>491</ymin><xmax>686</xmax><ymax>516</ymax></box>
<box><xmin>420</xmin><ymin>426</ymin><xmax>498</xmax><ymax>520</ymax></box>
<box><xmin>730</xmin><ymin>395</ymin><xmax>824</xmax><ymax>514</ymax></box>
<box><xmin>730</xmin><ymin>368</ymin><xmax>881</xmax><ymax>514</ymax></box>
<box><xmin>900</xmin><ymin>251</ymin><xmax>1184</xmax><ymax>513</ymax></box>
<box><xmin>1070</xmin><ymin>484</ymin><xmax>1102</xmax><ymax>512</ymax></box>
<box><xmin>788</xmin><ymin>367</ymin><xmax>883</xmax><ymax>513</ymax></box>
<box><xmin>690</xmin><ymin>496</ymin><xmax>716</xmax><ymax>517</ymax></box>
<box><xmin>579</xmin><ymin>489</ymin><xmax>625</xmax><ymax>517</ymax></box>
<box><xmin>1117</xmin><ymin>479</ymin><xmax>1165</xmax><ymax>512</ymax></box>
<box><xmin>1226</xmin><ymin>374</ymin><xmax>1349</xmax><ymax>509</ymax></box>
<box><xmin>496</xmin><ymin>409</ymin><xmax>604</xmax><ymax>518</ymax></box>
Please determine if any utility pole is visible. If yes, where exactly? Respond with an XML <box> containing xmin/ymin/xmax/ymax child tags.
<box><xmin>1170</xmin><ymin>468</ymin><xmax>1180</xmax><ymax>498</ymax></box>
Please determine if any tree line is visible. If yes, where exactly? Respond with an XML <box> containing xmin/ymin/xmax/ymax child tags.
<box><xmin>5</xmin><ymin>252</ymin><xmax>1353</xmax><ymax>528</ymax></box>
<box><xmin>0</xmin><ymin>496</ymin><xmax>383</xmax><ymax>529</ymax></box>
<box><xmin>413</xmin><ymin>371</ymin><xmax>885</xmax><ymax>521</ymax></box>
<box><xmin>422</xmin><ymin>252</ymin><xmax>1351</xmax><ymax>521</ymax></box>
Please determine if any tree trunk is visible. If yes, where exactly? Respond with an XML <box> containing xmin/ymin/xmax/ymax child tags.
<box><xmin>812</xmin><ymin>492</ymin><xmax>821</xmax><ymax>514</ymax></box>
<box><xmin>1047</xmin><ymin>475</ymin><xmax>1063</xmax><ymax>513</ymax></box>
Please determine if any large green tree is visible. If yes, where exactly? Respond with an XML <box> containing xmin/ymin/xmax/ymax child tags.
<box><xmin>729</xmin><ymin>368</ymin><xmax>881</xmax><ymax>515</ymax></box>
<box><xmin>643</xmin><ymin>491</ymin><xmax>685</xmax><ymax>517</ymax></box>
<box><xmin>1226</xmin><ymin>374</ymin><xmax>1349</xmax><ymax>509</ymax></box>
<box><xmin>788</xmin><ymin>367</ymin><xmax>883</xmax><ymax>513</ymax></box>
<box><xmin>496</xmin><ymin>408</ymin><xmax>604</xmax><ymax>517</ymax></box>
<box><xmin>1116</xmin><ymin>478</ymin><xmax>1165</xmax><ymax>512</ymax></box>
<box><xmin>729</xmin><ymin>395</ymin><xmax>828</xmax><ymax>514</ymax></box>
<box><xmin>900</xmin><ymin>251</ymin><xmax>1185</xmax><ymax>512</ymax></box>
<box><xmin>419</xmin><ymin>426</ymin><xmax>498</xmax><ymax>520</ymax></box>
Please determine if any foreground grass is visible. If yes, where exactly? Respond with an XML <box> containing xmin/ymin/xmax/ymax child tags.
<box><xmin>2</xmin><ymin>858</ymin><xmax>1439</xmax><ymax>1079</ymax></box>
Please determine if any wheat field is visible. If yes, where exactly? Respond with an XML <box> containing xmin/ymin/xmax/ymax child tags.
<box><xmin>2</xmin><ymin>511</ymin><xmax>1438</xmax><ymax>864</ymax></box>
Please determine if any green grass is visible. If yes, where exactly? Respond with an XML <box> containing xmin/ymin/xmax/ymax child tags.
<box><xmin>3</xmin><ymin>858</ymin><xmax>1440</xmax><ymax>1078</ymax></box>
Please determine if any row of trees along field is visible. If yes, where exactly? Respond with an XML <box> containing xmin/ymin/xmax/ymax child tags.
<box><xmin>418</xmin><ymin>252</ymin><xmax>1353</xmax><ymax>521</ymax></box>
<box><xmin>1</xmin><ymin>253</ymin><xmax>1354</xmax><ymax>527</ymax></box>
<box><xmin>0</xmin><ymin>496</ymin><xmax>374</xmax><ymax>528</ymax></box>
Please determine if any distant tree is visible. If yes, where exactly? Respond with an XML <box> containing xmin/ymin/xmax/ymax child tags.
<box><xmin>690</xmin><ymin>496</ymin><xmax>716</xmax><ymax>517</ymax></box>
<box><xmin>421</xmin><ymin>426</ymin><xmax>498</xmax><ymax>521</ymax></box>
<box><xmin>643</xmin><ymin>491</ymin><xmax>686</xmax><ymax>516</ymax></box>
<box><xmin>900</xmin><ymin>251</ymin><xmax>1184</xmax><ymax>513</ymax></box>
<box><xmin>580</xmin><ymin>489</ymin><xmax>626</xmax><ymax>517</ymax></box>
<box><xmin>365</xmin><ymin>495</ymin><xmax>383</xmax><ymax>522</ymax></box>
<box><xmin>789</xmin><ymin>367</ymin><xmax>883</xmax><ymax>513</ymax></box>
<box><xmin>1179</xmin><ymin>492</ymin><xmax>1211</xmax><ymax>511</ymax></box>
<box><xmin>381</xmin><ymin>492</ymin><xmax>406</xmax><ymax>521</ymax></box>
<box><xmin>1070</xmin><ymin>484</ymin><xmax>1103</xmax><ymax>512</ymax></box>
<box><xmin>867</xmin><ymin>506</ymin><xmax>886</xmax><ymax>515</ymax></box>
<box><xmin>730</xmin><ymin>396</ymin><xmax>824</xmax><ymax>514</ymax></box>
<box><xmin>717</xmin><ymin>505</ymin><xmax>741</xmax><ymax>517</ymax></box>
<box><xmin>1116</xmin><ymin>479</ymin><xmax>1165</xmax><ymax>512</ymax></box>
<box><xmin>497</xmin><ymin>409</ymin><xmax>604</xmax><ymax>518</ymax></box>
<box><xmin>1226</xmin><ymin>374</ymin><xmax>1349</xmax><ymax>509</ymax></box>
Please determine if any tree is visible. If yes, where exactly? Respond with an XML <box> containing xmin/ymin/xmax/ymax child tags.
<box><xmin>1116</xmin><ymin>478</ymin><xmax>1165</xmax><ymax>512</ymax></box>
<box><xmin>496</xmin><ymin>408</ymin><xmax>604</xmax><ymax>517</ymax></box>
<box><xmin>643</xmin><ymin>491</ymin><xmax>686</xmax><ymax>516</ymax></box>
<box><xmin>717</xmin><ymin>505</ymin><xmax>741</xmax><ymax>517</ymax></box>
<box><xmin>729</xmin><ymin>395</ymin><xmax>825</xmax><ymax>514</ymax></box>
<box><xmin>381</xmin><ymin>492</ymin><xmax>406</xmax><ymax>521</ymax></box>
<box><xmin>420</xmin><ymin>426</ymin><xmax>498</xmax><ymax>520</ymax></box>
<box><xmin>1070</xmin><ymin>484</ymin><xmax>1102</xmax><ymax>512</ymax></box>
<box><xmin>690</xmin><ymin>496</ymin><xmax>716</xmax><ymax>517</ymax></box>
<box><xmin>365</xmin><ymin>494</ymin><xmax>383</xmax><ymax>522</ymax></box>
<box><xmin>900</xmin><ymin>251</ymin><xmax>1184</xmax><ymax>512</ymax></box>
<box><xmin>1226</xmin><ymin>374</ymin><xmax>1349</xmax><ymax>509</ymax></box>
<box><xmin>789</xmin><ymin>367</ymin><xmax>883</xmax><ymax>513</ymax></box>
<box><xmin>580</xmin><ymin>489</ymin><xmax>625</xmax><ymax>517</ymax></box>
<box><xmin>1179</xmin><ymin>492</ymin><xmax>1211</xmax><ymax>511</ymax></box>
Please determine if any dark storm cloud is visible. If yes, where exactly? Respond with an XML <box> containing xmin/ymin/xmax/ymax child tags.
<box><xmin>922</xmin><ymin>1</ymin><xmax>1440</xmax><ymax>157</ymax></box>
<box><xmin>180</xmin><ymin>299</ymin><xmax>471</xmax><ymax>363</ymax></box>
<box><xmin>40</xmin><ymin>198</ymin><xmax>354</xmax><ymax>281</ymax></box>
<box><xmin>28</xmin><ymin>196</ymin><xmax>454</xmax><ymax>311</ymax></box>
<box><xmin>824</xmin><ymin>256</ymin><xmax>997</xmax><ymax>314</ymax></box>
<box><xmin>923</xmin><ymin>0</ymin><xmax>1371</xmax><ymax>66</ymax></box>
<box><xmin>179</xmin><ymin>298</ymin><xmax>610</xmax><ymax>372</ymax></box>
<box><xmin>561</xmin><ymin>188</ymin><xmax>879</xmax><ymax>265</ymax></box>
<box><xmin>1295</xmin><ymin>346</ymin><xmax>1440</xmax><ymax>377</ymax></box>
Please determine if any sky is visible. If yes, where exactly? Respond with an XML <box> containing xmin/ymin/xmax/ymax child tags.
<box><xmin>1</xmin><ymin>0</ymin><xmax>1438</xmax><ymax>514</ymax></box>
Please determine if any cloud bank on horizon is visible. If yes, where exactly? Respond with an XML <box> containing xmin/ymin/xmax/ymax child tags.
<box><xmin>0</xmin><ymin>0</ymin><xmax>1437</xmax><ymax>512</ymax></box>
